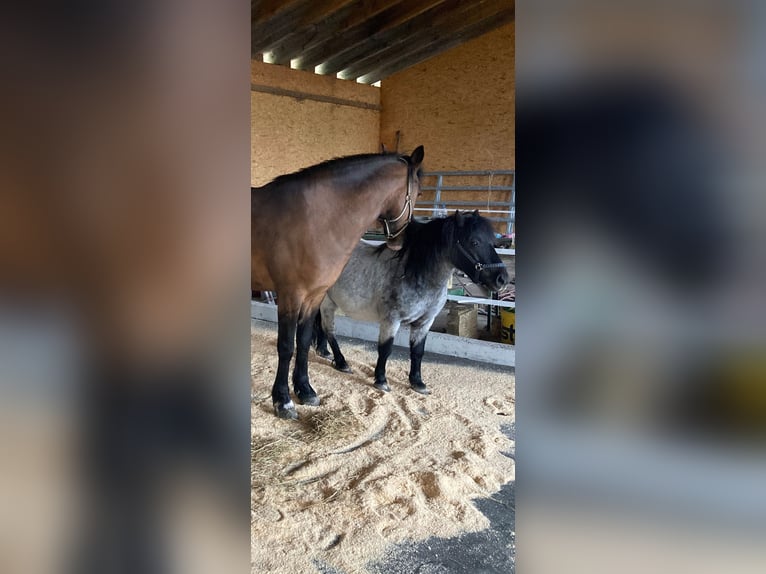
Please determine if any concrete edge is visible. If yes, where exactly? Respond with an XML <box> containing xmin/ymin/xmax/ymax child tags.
<box><xmin>251</xmin><ymin>301</ymin><xmax>515</xmax><ymax>368</ymax></box>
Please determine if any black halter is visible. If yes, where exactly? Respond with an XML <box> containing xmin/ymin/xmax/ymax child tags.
<box><xmin>455</xmin><ymin>239</ymin><xmax>507</xmax><ymax>284</ymax></box>
<box><xmin>378</xmin><ymin>157</ymin><xmax>413</xmax><ymax>240</ymax></box>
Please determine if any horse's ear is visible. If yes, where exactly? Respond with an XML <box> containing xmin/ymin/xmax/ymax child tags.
<box><xmin>455</xmin><ymin>210</ymin><xmax>465</xmax><ymax>227</ymax></box>
<box><xmin>473</xmin><ymin>209</ymin><xmax>480</xmax><ymax>217</ymax></box>
<box><xmin>410</xmin><ymin>145</ymin><xmax>424</xmax><ymax>166</ymax></box>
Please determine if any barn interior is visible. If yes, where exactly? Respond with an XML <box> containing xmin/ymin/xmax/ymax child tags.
<box><xmin>252</xmin><ymin>0</ymin><xmax>515</xmax><ymax>344</ymax></box>
<box><xmin>251</xmin><ymin>3</ymin><xmax>516</xmax><ymax>573</ymax></box>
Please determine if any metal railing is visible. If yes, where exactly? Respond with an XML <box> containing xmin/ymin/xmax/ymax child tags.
<box><xmin>417</xmin><ymin>170</ymin><xmax>515</xmax><ymax>235</ymax></box>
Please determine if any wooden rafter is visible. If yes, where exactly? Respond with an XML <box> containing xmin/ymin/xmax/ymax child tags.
<box><xmin>251</xmin><ymin>0</ymin><xmax>514</xmax><ymax>82</ymax></box>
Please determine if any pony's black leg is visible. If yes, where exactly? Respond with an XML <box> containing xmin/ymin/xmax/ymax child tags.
<box><xmin>320</xmin><ymin>300</ymin><xmax>351</xmax><ymax>372</ymax></box>
<box><xmin>373</xmin><ymin>338</ymin><xmax>394</xmax><ymax>392</ymax></box>
<box><xmin>408</xmin><ymin>333</ymin><xmax>430</xmax><ymax>395</ymax></box>
<box><xmin>374</xmin><ymin>321</ymin><xmax>400</xmax><ymax>392</ymax></box>
<box><xmin>327</xmin><ymin>334</ymin><xmax>351</xmax><ymax>373</ymax></box>
<box><xmin>313</xmin><ymin>311</ymin><xmax>331</xmax><ymax>359</ymax></box>
<box><xmin>273</xmin><ymin>312</ymin><xmax>298</xmax><ymax>419</ymax></box>
<box><xmin>293</xmin><ymin>313</ymin><xmax>320</xmax><ymax>406</ymax></box>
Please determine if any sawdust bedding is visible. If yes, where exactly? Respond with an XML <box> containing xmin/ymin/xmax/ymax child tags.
<box><xmin>251</xmin><ymin>320</ymin><xmax>515</xmax><ymax>574</ymax></box>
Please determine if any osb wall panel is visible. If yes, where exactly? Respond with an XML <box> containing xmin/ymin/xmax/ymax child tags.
<box><xmin>380</xmin><ymin>22</ymin><xmax>514</xmax><ymax>171</ymax></box>
<box><xmin>251</xmin><ymin>60</ymin><xmax>380</xmax><ymax>107</ymax></box>
<box><xmin>251</xmin><ymin>61</ymin><xmax>380</xmax><ymax>186</ymax></box>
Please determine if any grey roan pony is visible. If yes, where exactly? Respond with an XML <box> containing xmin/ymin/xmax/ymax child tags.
<box><xmin>314</xmin><ymin>211</ymin><xmax>509</xmax><ymax>394</ymax></box>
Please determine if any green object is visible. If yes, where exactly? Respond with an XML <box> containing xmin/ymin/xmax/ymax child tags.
<box><xmin>447</xmin><ymin>287</ymin><xmax>465</xmax><ymax>296</ymax></box>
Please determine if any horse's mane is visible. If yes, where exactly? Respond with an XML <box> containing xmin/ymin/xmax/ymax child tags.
<box><xmin>267</xmin><ymin>152</ymin><xmax>403</xmax><ymax>189</ymax></box>
<box><xmin>376</xmin><ymin>213</ymin><xmax>493</xmax><ymax>283</ymax></box>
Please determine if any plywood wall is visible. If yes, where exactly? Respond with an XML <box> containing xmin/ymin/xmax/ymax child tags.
<box><xmin>379</xmin><ymin>22</ymin><xmax>515</xmax><ymax>171</ymax></box>
<box><xmin>251</xmin><ymin>61</ymin><xmax>381</xmax><ymax>186</ymax></box>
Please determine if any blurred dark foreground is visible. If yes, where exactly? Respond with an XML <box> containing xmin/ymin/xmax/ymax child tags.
<box><xmin>0</xmin><ymin>2</ymin><xmax>250</xmax><ymax>573</ymax></box>
<box><xmin>517</xmin><ymin>2</ymin><xmax>766</xmax><ymax>573</ymax></box>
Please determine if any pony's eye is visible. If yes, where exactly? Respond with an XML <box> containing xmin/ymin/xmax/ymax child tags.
<box><xmin>471</xmin><ymin>240</ymin><xmax>480</xmax><ymax>248</ymax></box>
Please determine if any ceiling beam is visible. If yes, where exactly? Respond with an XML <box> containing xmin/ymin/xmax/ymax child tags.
<box><xmin>252</xmin><ymin>0</ymin><xmax>357</xmax><ymax>56</ymax></box>
<box><xmin>339</xmin><ymin>0</ymin><xmax>512</xmax><ymax>80</ymax></box>
<box><xmin>252</xmin><ymin>0</ymin><xmax>309</xmax><ymax>55</ymax></box>
<box><xmin>358</xmin><ymin>7</ymin><xmax>514</xmax><ymax>84</ymax></box>
<box><xmin>304</xmin><ymin>0</ymin><xmax>451</xmax><ymax>74</ymax></box>
<box><xmin>267</xmin><ymin>0</ymin><xmax>404</xmax><ymax>67</ymax></box>
<box><xmin>251</xmin><ymin>0</ymin><xmax>298</xmax><ymax>25</ymax></box>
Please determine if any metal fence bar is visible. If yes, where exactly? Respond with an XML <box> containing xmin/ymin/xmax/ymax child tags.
<box><xmin>413</xmin><ymin>208</ymin><xmax>513</xmax><ymax>216</ymax></box>
<box><xmin>446</xmin><ymin>295</ymin><xmax>515</xmax><ymax>309</ymax></box>
<box><xmin>420</xmin><ymin>185</ymin><xmax>515</xmax><ymax>191</ymax></box>
<box><xmin>416</xmin><ymin>200</ymin><xmax>512</xmax><ymax>207</ymax></box>
<box><xmin>509</xmin><ymin>172</ymin><xmax>516</xmax><ymax>235</ymax></box>
<box><xmin>433</xmin><ymin>174</ymin><xmax>443</xmax><ymax>217</ymax></box>
<box><xmin>423</xmin><ymin>170</ymin><xmax>515</xmax><ymax>176</ymax></box>
<box><xmin>417</xmin><ymin>170</ymin><xmax>515</xmax><ymax>236</ymax></box>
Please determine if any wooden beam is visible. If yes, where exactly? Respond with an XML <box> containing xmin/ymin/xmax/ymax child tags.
<box><xmin>267</xmin><ymin>0</ymin><xmax>404</xmax><ymax>67</ymax></box>
<box><xmin>252</xmin><ymin>0</ymin><xmax>356</xmax><ymax>56</ymax></box>
<box><xmin>251</xmin><ymin>0</ymin><xmax>299</xmax><ymax>26</ymax></box>
<box><xmin>252</xmin><ymin>0</ymin><xmax>310</xmax><ymax>54</ymax></box>
<box><xmin>341</xmin><ymin>0</ymin><xmax>513</xmax><ymax>79</ymax></box>
<box><xmin>304</xmin><ymin>0</ymin><xmax>451</xmax><ymax>74</ymax></box>
<box><xmin>340</xmin><ymin>0</ymin><xmax>512</xmax><ymax>80</ymax></box>
<box><xmin>358</xmin><ymin>7</ymin><xmax>514</xmax><ymax>83</ymax></box>
<box><xmin>251</xmin><ymin>84</ymin><xmax>381</xmax><ymax>111</ymax></box>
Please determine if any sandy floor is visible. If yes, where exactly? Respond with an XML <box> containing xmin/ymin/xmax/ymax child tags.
<box><xmin>251</xmin><ymin>320</ymin><xmax>515</xmax><ymax>574</ymax></box>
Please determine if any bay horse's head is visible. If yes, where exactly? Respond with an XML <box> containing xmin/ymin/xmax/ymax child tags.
<box><xmin>379</xmin><ymin>145</ymin><xmax>424</xmax><ymax>250</ymax></box>
<box><xmin>450</xmin><ymin>210</ymin><xmax>509</xmax><ymax>291</ymax></box>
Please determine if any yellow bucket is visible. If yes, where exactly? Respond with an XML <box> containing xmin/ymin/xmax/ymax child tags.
<box><xmin>500</xmin><ymin>307</ymin><xmax>515</xmax><ymax>345</ymax></box>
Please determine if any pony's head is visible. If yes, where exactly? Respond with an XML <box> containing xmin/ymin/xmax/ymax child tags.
<box><xmin>450</xmin><ymin>210</ymin><xmax>509</xmax><ymax>291</ymax></box>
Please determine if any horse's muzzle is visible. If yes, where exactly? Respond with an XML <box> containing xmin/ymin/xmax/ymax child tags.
<box><xmin>494</xmin><ymin>268</ymin><xmax>510</xmax><ymax>291</ymax></box>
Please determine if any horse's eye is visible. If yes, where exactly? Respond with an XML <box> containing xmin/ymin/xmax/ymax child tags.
<box><xmin>471</xmin><ymin>240</ymin><xmax>480</xmax><ymax>248</ymax></box>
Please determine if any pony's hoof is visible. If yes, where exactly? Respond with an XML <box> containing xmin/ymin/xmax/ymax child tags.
<box><xmin>373</xmin><ymin>381</ymin><xmax>390</xmax><ymax>392</ymax></box>
<box><xmin>334</xmin><ymin>362</ymin><xmax>353</xmax><ymax>373</ymax></box>
<box><xmin>296</xmin><ymin>392</ymin><xmax>320</xmax><ymax>406</ymax></box>
<box><xmin>274</xmin><ymin>402</ymin><xmax>298</xmax><ymax>420</ymax></box>
<box><xmin>410</xmin><ymin>382</ymin><xmax>430</xmax><ymax>395</ymax></box>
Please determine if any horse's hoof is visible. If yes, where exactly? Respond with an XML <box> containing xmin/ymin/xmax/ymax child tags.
<box><xmin>296</xmin><ymin>392</ymin><xmax>320</xmax><ymax>406</ymax></box>
<box><xmin>410</xmin><ymin>382</ymin><xmax>430</xmax><ymax>395</ymax></box>
<box><xmin>274</xmin><ymin>402</ymin><xmax>298</xmax><ymax>419</ymax></box>
<box><xmin>373</xmin><ymin>381</ymin><xmax>390</xmax><ymax>392</ymax></box>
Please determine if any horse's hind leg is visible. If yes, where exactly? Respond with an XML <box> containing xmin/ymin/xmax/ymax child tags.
<box><xmin>373</xmin><ymin>320</ymin><xmax>400</xmax><ymax>392</ymax></box>
<box><xmin>408</xmin><ymin>322</ymin><xmax>432</xmax><ymax>395</ymax></box>
<box><xmin>293</xmin><ymin>312</ymin><xmax>320</xmax><ymax>406</ymax></box>
<box><xmin>320</xmin><ymin>298</ymin><xmax>352</xmax><ymax>373</ymax></box>
<box><xmin>273</xmin><ymin>311</ymin><xmax>298</xmax><ymax>419</ymax></box>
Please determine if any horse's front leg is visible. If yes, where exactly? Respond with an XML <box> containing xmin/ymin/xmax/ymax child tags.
<box><xmin>273</xmin><ymin>311</ymin><xmax>298</xmax><ymax>419</ymax></box>
<box><xmin>408</xmin><ymin>321</ymin><xmax>433</xmax><ymax>395</ymax></box>
<box><xmin>293</xmin><ymin>312</ymin><xmax>320</xmax><ymax>406</ymax></box>
<box><xmin>373</xmin><ymin>320</ymin><xmax>400</xmax><ymax>392</ymax></box>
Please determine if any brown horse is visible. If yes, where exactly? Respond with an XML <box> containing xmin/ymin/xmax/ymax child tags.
<box><xmin>252</xmin><ymin>146</ymin><xmax>424</xmax><ymax>419</ymax></box>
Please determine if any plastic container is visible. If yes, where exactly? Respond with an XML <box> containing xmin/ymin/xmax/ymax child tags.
<box><xmin>500</xmin><ymin>307</ymin><xmax>515</xmax><ymax>344</ymax></box>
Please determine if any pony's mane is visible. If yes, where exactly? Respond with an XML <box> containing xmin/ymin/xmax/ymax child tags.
<box><xmin>377</xmin><ymin>213</ymin><xmax>494</xmax><ymax>282</ymax></box>
<box><xmin>268</xmin><ymin>152</ymin><xmax>403</xmax><ymax>188</ymax></box>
